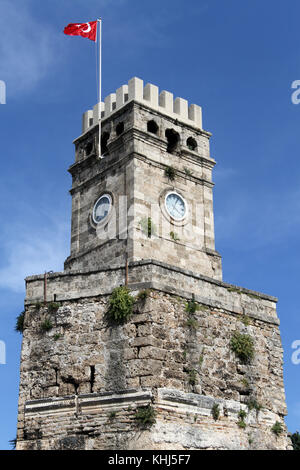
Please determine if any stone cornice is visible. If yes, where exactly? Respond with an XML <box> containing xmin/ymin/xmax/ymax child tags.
<box><xmin>25</xmin><ymin>258</ymin><xmax>278</xmax><ymax>304</ymax></box>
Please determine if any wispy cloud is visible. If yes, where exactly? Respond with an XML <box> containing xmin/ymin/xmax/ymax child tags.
<box><xmin>0</xmin><ymin>1</ymin><xmax>59</xmax><ymax>96</ymax></box>
<box><xmin>213</xmin><ymin>166</ymin><xmax>237</xmax><ymax>183</ymax></box>
<box><xmin>0</xmin><ymin>209</ymin><xmax>69</xmax><ymax>293</ymax></box>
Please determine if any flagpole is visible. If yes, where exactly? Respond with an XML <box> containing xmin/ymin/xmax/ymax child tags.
<box><xmin>98</xmin><ymin>18</ymin><xmax>102</xmax><ymax>158</ymax></box>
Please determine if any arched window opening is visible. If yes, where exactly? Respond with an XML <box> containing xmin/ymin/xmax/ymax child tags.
<box><xmin>116</xmin><ymin>122</ymin><xmax>124</xmax><ymax>136</ymax></box>
<box><xmin>85</xmin><ymin>141</ymin><xmax>93</xmax><ymax>156</ymax></box>
<box><xmin>147</xmin><ymin>120</ymin><xmax>159</xmax><ymax>135</ymax></box>
<box><xmin>101</xmin><ymin>132</ymin><xmax>110</xmax><ymax>155</ymax></box>
<box><xmin>165</xmin><ymin>129</ymin><xmax>180</xmax><ymax>154</ymax></box>
<box><xmin>187</xmin><ymin>137</ymin><xmax>197</xmax><ymax>151</ymax></box>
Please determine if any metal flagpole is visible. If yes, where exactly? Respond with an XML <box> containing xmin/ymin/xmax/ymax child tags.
<box><xmin>98</xmin><ymin>18</ymin><xmax>102</xmax><ymax>158</ymax></box>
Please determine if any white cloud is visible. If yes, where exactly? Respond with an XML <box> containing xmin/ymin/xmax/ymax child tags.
<box><xmin>0</xmin><ymin>1</ymin><xmax>59</xmax><ymax>96</ymax></box>
<box><xmin>0</xmin><ymin>214</ymin><xmax>69</xmax><ymax>293</ymax></box>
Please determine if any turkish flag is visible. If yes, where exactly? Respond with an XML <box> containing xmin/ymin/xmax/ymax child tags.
<box><xmin>64</xmin><ymin>21</ymin><xmax>97</xmax><ymax>42</ymax></box>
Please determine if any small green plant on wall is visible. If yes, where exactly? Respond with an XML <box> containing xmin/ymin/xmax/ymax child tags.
<box><xmin>212</xmin><ymin>403</ymin><xmax>220</xmax><ymax>421</ymax></box>
<box><xmin>136</xmin><ymin>289</ymin><xmax>150</xmax><ymax>302</ymax></box>
<box><xmin>271</xmin><ymin>421</ymin><xmax>283</xmax><ymax>436</ymax></box>
<box><xmin>108</xmin><ymin>411</ymin><xmax>117</xmax><ymax>421</ymax></box>
<box><xmin>185</xmin><ymin>297</ymin><xmax>199</xmax><ymax>315</ymax></box>
<box><xmin>134</xmin><ymin>405</ymin><xmax>156</xmax><ymax>428</ymax></box>
<box><xmin>47</xmin><ymin>302</ymin><xmax>60</xmax><ymax>314</ymax></box>
<box><xmin>230</xmin><ymin>331</ymin><xmax>254</xmax><ymax>363</ymax></box>
<box><xmin>15</xmin><ymin>311</ymin><xmax>25</xmax><ymax>334</ymax></box>
<box><xmin>107</xmin><ymin>286</ymin><xmax>135</xmax><ymax>324</ymax></box>
<box><xmin>41</xmin><ymin>317</ymin><xmax>53</xmax><ymax>332</ymax></box>
<box><xmin>164</xmin><ymin>166</ymin><xmax>176</xmax><ymax>181</ymax></box>
<box><xmin>247</xmin><ymin>397</ymin><xmax>262</xmax><ymax>413</ymax></box>
<box><xmin>139</xmin><ymin>217</ymin><xmax>156</xmax><ymax>238</ymax></box>
<box><xmin>187</xmin><ymin>368</ymin><xmax>197</xmax><ymax>386</ymax></box>
<box><xmin>186</xmin><ymin>316</ymin><xmax>198</xmax><ymax>330</ymax></box>
<box><xmin>170</xmin><ymin>231</ymin><xmax>180</xmax><ymax>241</ymax></box>
<box><xmin>199</xmin><ymin>349</ymin><xmax>205</xmax><ymax>367</ymax></box>
<box><xmin>237</xmin><ymin>409</ymin><xmax>247</xmax><ymax>429</ymax></box>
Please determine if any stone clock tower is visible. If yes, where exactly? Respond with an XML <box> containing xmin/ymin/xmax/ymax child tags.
<box><xmin>16</xmin><ymin>78</ymin><xmax>290</xmax><ymax>450</ymax></box>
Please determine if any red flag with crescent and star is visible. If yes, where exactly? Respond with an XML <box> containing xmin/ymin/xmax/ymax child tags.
<box><xmin>63</xmin><ymin>21</ymin><xmax>97</xmax><ymax>41</ymax></box>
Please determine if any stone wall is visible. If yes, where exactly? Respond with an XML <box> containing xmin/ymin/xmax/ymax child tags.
<box><xmin>17</xmin><ymin>263</ymin><xmax>290</xmax><ymax>450</ymax></box>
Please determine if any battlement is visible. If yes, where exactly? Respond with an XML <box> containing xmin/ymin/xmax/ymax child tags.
<box><xmin>82</xmin><ymin>77</ymin><xmax>203</xmax><ymax>134</ymax></box>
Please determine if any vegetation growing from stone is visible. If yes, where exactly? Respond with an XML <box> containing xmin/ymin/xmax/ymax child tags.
<box><xmin>164</xmin><ymin>166</ymin><xmax>176</xmax><ymax>181</ymax></box>
<box><xmin>47</xmin><ymin>302</ymin><xmax>60</xmax><ymax>314</ymax></box>
<box><xmin>237</xmin><ymin>409</ymin><xmax>248</xmax><ymax>430</ymax></box>
<box><xmin>246</xmin><ymin>397</ymin><xmax>262</xmax><ymax>412</ymax></box>
<box><xmin>107</xmin><ymin>286</ymin><xmax>135</xmax><ymax>324</ymax></box>
<box><xmin>187</xmin><ymin>368</ymin><xmax>197</xmax><ymax>386</ymax></box>
<box><xmin>40</xmin><ymin>318</ymin><xmax>53</xmax><ymax>332</ymax></box>
<box><xmin>15</xmin><ymin>311</ymin><xmax>25</xmax><ymax>334</ymax></box>
<box><xmin>185</xmin><ymin>298</ymin><xmax>199</xmax><ymax>315</ymax></box>
<box><xmin>134</xmin><ymin>405</ymin><xmax>156</xmax><ymax>427</ymax></box>
<box><xmin>184</xmin><ymin>167</ymin><xmax>193</xmax><ymax>176</ymax></box>
<box><xmin>108</xmin><ymin>411</ymin><xmax>117</xmax><ymax>420</ymax></box>
<box><xmin>271</xmin><ymin>421</ymin><xmax>283</xmax><ymax>436</ymax></box>
<box><xmin>34</xmin><ymin>301</ymin><xmax>43</xmax><ymax>310</ymax></box>
<box><xmin>170</xmin><ymin>231</ymin><xmax>180</xmax><ymax>241</ymax></box>
<box><xmin>237</xmin><ymin>418</ymin><xmax>247</xmax><ymax>429</ymax></box>
<box><xmin>247</xmin><ymin>292</ymin><xmax>261</xmax><ymax>300</ymax></box>
<box><xmin>139</xmin><ymin>217</ymin><xmax>156</xmax><ymax>238</ymax></box>
<box><xmin>230</xmin><ymin>331</ymin><xmax>254</xmax><ymax>363</ymax></box>
<box><xmin>226</xmin><ymin>286</ymin><xmax>241</xmax><ymax>294</ymax></box>
<box><xmin>9</xmin><ymin>437</ymin><xmax>17</xmax><ymax>450</ymax></box>
<box><xmin>240</xmin><ymin>378</ymin><xmax>250</xmax><ymax>388</ymax></box>
<box><xmin>185</xmin><ymin>317</ymin><xmax>198</xmax><ymax>329</ymax></box>
<box><xmin>241</xmin><ymin>315</ymin><xmax>250</xmax><ymax>326</ymax></box>
<box><xmin>136</xmin><ymin>289</ymin><xmax>150</xmax><ymax>302</ymax></box>
<box><xmin>199</xmin><ymin>349</ymin><xmax>205</xmax><ymax>367</ymax></box>
<box><xmin>212</xmin><ymin>403</ymin><xmax>220</xmax><ymax>421</ymax></box>
<box><xmin>291</xmin><ymin>431</ymin><xmax>300</xmax><ymax>450</ymax></box>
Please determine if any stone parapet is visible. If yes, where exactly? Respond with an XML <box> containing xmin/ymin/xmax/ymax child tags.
<box><xmin>82</xmin><ymin>77</ymin><xmax>203</xmax><ymax>134</ymax></box>
<box><xmin>25</xmin><ymin>260</ymin><xmax>278</xmax><ymax>325</ymax></box>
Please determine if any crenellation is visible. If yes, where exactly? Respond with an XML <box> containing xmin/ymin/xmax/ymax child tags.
<box><xmin>81</xmin><ymin>77</ymin><xmax>203</xmax><ymax>134</ymax></box>
<box><xmin>116</xmin><ymin>84</ymin><xmax>129</xmax><ymax>109</ymax></box>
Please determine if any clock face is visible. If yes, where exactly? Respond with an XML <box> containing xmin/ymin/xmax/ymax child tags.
<box><xmin>93</xmin><ymin>194</ymin><xmax>112</xmax><ymax>224</ymax></box>
<box><xmin>165</xmin><ymin>192</ymin><xmax>186</xmax><ymax>221</ymax></box>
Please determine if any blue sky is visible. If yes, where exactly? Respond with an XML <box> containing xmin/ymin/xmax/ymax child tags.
<box><xmin>0</xmin><ymin>0</ymin><xmax>299</xmax><ymax>449</ymax></box>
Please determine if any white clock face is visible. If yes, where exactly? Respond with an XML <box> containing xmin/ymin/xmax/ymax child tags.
<box><xmin>165</xmin><ymin>192</ymin><xmax>187</xmax><ymax>220</ymax></box>
<box><xmin>93</xmin><ymin>194</ymin><xmax>112</xmax><ymax>224</ymax></box>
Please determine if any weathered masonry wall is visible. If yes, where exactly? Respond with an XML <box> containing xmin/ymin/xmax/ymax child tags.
<box><xmin>17</xmin><ymin>262</ymin><xmax>290</xmax><ymax>450</ymax></box>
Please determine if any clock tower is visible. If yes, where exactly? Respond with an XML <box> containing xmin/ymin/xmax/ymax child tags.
<box><xmin>64</xmin><ymin>77</ymin><xmax>222</xmax><ymax>279</ymax></box>
<box><xmin>16</xmin><ymin>78</ymin><xmax>290</xmax><ymax>450</ymax></box>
